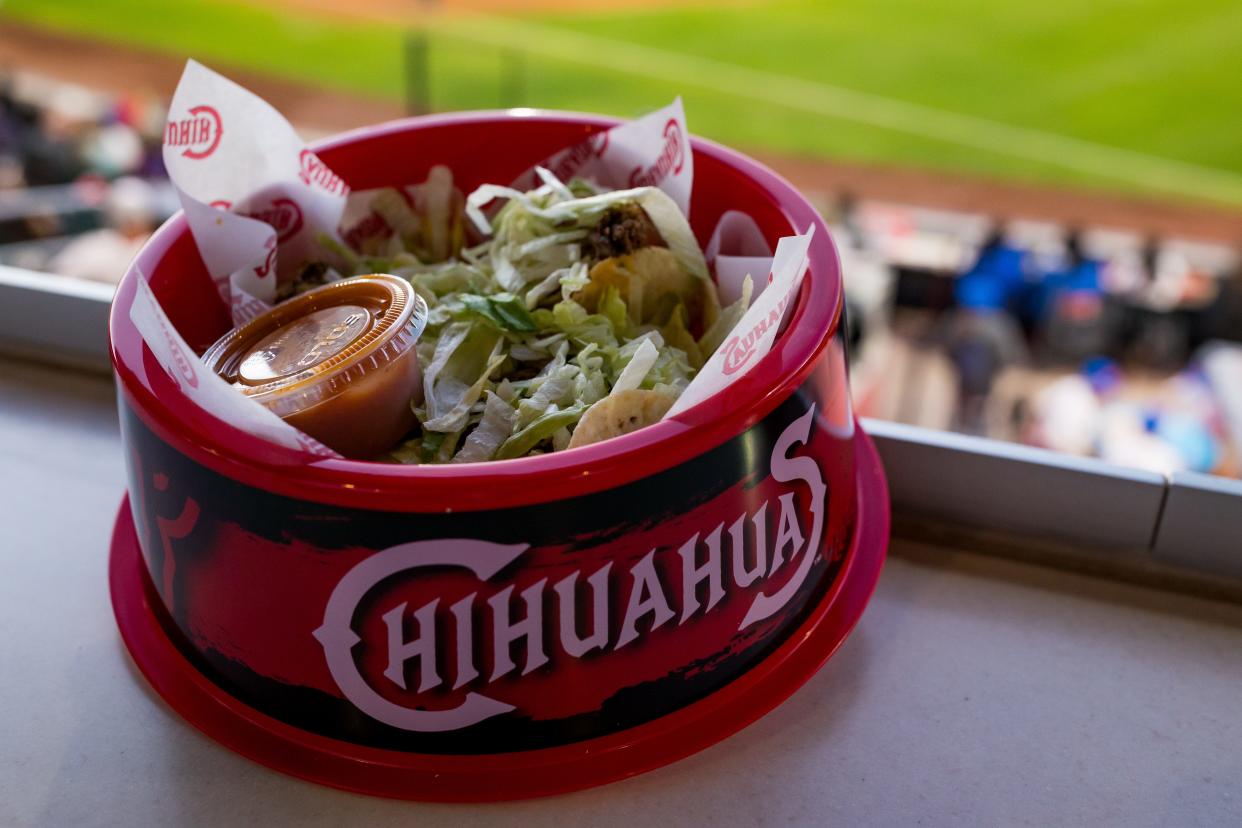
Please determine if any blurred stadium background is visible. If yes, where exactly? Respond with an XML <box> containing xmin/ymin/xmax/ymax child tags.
<box><xmin>2</xmin><ymin>0</ymin><xmax>1240</xmax><ymax>476</ymax></box>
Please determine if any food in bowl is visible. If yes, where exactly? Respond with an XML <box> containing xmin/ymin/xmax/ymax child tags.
<box><xmin>201</xmin><ymin>274</ymin><xmax>428</xmax><ymax>459</ymax></box>
<box><xmin>262</xmin><ymin>168</ymin><xmax>752</xmax><ymax>463</ymax></box>
<box><xmin>109</xmin><ymin>109</ymin><xmax>886</xmax><ymax>801</ymax></box>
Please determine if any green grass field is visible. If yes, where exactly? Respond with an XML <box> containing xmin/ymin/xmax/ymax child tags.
<box><xmin>5</xmin><ymin>0</ymin><xmax>1242</xmax><ymax>204</ymax></box>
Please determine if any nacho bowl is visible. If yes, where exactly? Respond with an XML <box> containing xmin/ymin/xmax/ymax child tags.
<box><xmin>108</xmin><ymin>110</ymin><xmax>889</xmax><ymax>801</ymax></box>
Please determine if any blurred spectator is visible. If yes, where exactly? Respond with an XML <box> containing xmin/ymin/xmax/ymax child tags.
<box><xmin>82</xmin><ymin>123</ymin><xmax>144</xmax><ymax>178</ymax></box>
<box><xmin>47</xmin><ymin>176</ymin><xmax>155</xmax><ymax>284</ymax></box>
<box><xmin>1037</xmin><ymin>229</ymin><xmax>1111</xmax><ymax>361</ymax></box>
<box><xmin>969</xmin><ymin>224</ymin><xmax>1028</xmax><ymax>290</ymax></box>
<box><xmin>0</xmin><ymin>71</ymin><xmax>173</xmax><ymax>268</ymax></box>
<box><xmin>0</xmin><ymin>156</ymin><xmax>22</xmax><ymax>191</ymax></box>
<box><xmin>945</xmin><ymin>269</ymin><xmax>1027</xmax><ymax>434</ymax></box>
<box><xmin>1194</xmin><ymin>249</ymin><xmax>1242</xmax><ymax>346</ymax></box>
<box><xmin>831</xmin><ymin>191</ymin><xmax>865</xmax><ymax>250</ymax></box>
<box><xmin>1029</xmin><ymin>372</ymin><xmax>1101</xmax><ymax>456</ymax></box>
<box><xmin>21</xmin><ymin>84</ymin><xmax>98</xmax><ymax>186</ymax></box>
<box><xmin>0</xmin><ymin>74</ymin><xmax>28</xmax><ymax>191</ymax></box>
<box><xmin>939</xmin><ymin>223</ymin><xmax>1027</xmax><ymax>433</ymax></box>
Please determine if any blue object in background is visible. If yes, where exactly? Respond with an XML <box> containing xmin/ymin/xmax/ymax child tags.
<box><xmin>1157</xmin><ymin>412</ymin><xmax>1219</xmax><ymax>473</ymax></box>
<box><xmin>1030</xmin><ymin>257</ymin><xmax>1103</xmax><ymax>324</ymax></box>
<box><xmin>955</xmin><ymin>271</ymin><xmax>1008</xmax><ymax>311</ymax></box>
<box><xmin>957</xmin><ymin>237</ymin><xmax>1030</xmax><ymax>313</ymax></box>
<box><xmin>1082</xmin><ymin>356</ymin><xmax>1121</xmax><ymax>395</ymax></box>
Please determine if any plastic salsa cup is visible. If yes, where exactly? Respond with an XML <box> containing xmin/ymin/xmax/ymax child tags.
<box><xmin>201</xmin><ymin>274</ymin><xmax>428</xmax><ymax>459</ymax></box>
<box><xmin>107</xmin><ymin>110</ymin><xmax>889</xmax><ymax>801</ymax></box>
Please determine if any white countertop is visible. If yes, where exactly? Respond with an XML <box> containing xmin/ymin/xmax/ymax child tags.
<box><xmin>2</xmin><ymin>357</ymin><xmax>1241</xmax><ymax>826</ymax></box>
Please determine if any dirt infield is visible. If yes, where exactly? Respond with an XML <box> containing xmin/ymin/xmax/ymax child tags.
<box><xmin>753</xmin><ymin>153</ymin><xmax>1242</xmax><ymax>245</ymax></box>
<box><xmin>0</xmin><ymin>22</ymin><xmax>404</xmax><ymax>134</ymax></box>
<box><xmin>4</xmin><ymin>21</ymin><xmax>1241</xmax><ymax>244</ymax></box>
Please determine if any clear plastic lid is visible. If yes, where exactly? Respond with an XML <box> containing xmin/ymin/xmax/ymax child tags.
<box><xmin>202</xmin><ymin>274</ymin><xmax>429</xmax><ymax>418</ymax></box>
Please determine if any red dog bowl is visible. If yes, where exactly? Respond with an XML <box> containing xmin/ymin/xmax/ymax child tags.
<box><xmin>108</xmin><ymin>111</ymin><xmax>889</xmax><ymax>801</ymax></box>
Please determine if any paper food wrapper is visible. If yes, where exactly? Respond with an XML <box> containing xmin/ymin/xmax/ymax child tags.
<box><xmin>517</xmin><ymin>114</ymin><xmax>811</xmax><ymax>425</ymax></box>
<box><xmin>136</xmin><ymin>60</ymin><xmax>809</xmax><ymax>457</ymax></box>
<box><xmin>163</xmin><ymin>59</ymin><xmax>349</xmax><ymax>326</ymax></box>
<box><xmin>337</xmin><ymin>98</ymin><xmax>694</xmax><ymax>259</ymax></box>
<box><xmin>665</xmin><ymin>229</ymin><xmax>813</xmax><ymax>420</ymax></box>
<box><xmin>128</xmin><ymin>269</ymin><xmax>340</xmax><ymax>458</ymax></box>
<box><xmin>511</xmin><ymin>97</ymin><xmax>693</xmax><ymax>216</ymax></box>
<box><xmin>705</xmin><ymin>210</ymin><xmax>775</xmax><ymax>306</ymax></box>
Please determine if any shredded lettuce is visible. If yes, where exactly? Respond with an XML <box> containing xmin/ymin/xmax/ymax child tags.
<box><xmin>546</xmin><ymin>300</ymin><xmax>619</xmax><ymax>350</ymax></box>
<box><xmin>496</xmin><ymin>402</ymin><xmax>588</xmax><ymax>460</ymax></box>
<box><xmin>422</xmin><ymin>322</ymin><xmax>505</xmax><ymax>433</ymax></box>
<box><xmin>459</xmin><ymin>293</ymin><xmax>537</xmax><ymax>332</ymax></box>
<box><xmin>316</xmin><ymin>231</ymin><xmax>362</xmax><ymax>275</ymax></box>
<box><xmin>517</xmin><ymin>363</ymin><xmax>576</xmax><ymax>428</ymax></box>
<box><xmin>451</xmin><ymin>392</ymin><xmax>518</xmax><ymax>463</ymax></box>
<box><xmin>611</xmin><ymin>337</ymin><xmax>659</xmax><ymax>394</ymax></box>
<box><xmin>311</xmin><ymin>164</ymin><xmax>748</xmax><ymax>462</ymax></box>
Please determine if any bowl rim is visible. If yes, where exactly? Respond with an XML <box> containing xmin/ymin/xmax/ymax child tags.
<box><xmin>110</xmin><ymin>109</ymin><xmax>843</xmax><ymax>512</ymax></box>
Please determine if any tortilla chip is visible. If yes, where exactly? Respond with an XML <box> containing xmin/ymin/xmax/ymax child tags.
<box><xmin>568</xmin><ymin>388</ymin><xmax>675</xmax><ymax>449</ymax></box>
<box><xmin>657</xmin><ymin>301</ymin><xmax>704</xmax><ymax>369</ymax></box>
<box><xmin>575</xmin><ymin>246</ymin><xmax>717</xmax><ymax>334</ymax></box>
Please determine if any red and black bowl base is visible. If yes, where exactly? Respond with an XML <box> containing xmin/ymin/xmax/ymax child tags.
<box><xmin>109</xmin><ymin>424</ymin><xmax>888</xmax><ymax>802</ymax></box>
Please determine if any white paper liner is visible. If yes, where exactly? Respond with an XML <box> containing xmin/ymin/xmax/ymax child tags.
<box><xmin>665</xmin><ymin>228</ymin><xmax>814</xmax><ymax>420</ymax></box>
<box><xmin>705</xmin><ymin>210</ymin><xmax>775</xmax><ymax>305</ymax></box>
<box><xmin>139</xmin><ymin>60</ymin><xmax>815</xmax><ymax>457</ymax></box>
<box><xmin>128</xmin><ymin>267</ymin><xmax>340</xmax><ymax>458</ymax></box>
<box><xmin>511</xmin><ymin>97</ymin><xmax>694</xmax><ymax>216</ymax></box>
<box><xmin>163</xmin><ymin>60</ymin><xmax>349</xmax><ymax>326</ymax></box>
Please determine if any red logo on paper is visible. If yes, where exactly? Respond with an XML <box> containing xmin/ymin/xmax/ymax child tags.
<box><xmin>165</xmin><ymin>105</ymin><xmax>223</xmax><ymax>160</ymax></box>
<box><xmin>549</xmin><ymin>129</ymin><xmax>610</xmax><ymax>182</ymax></box>
<box><xmin>721</xmin><ymin>334</ymin><xmax>756</xmax><ymax>376</ymax></box>
<box><xmin>167</xmin><ymin>338</ymin><xmax>198</xmax><ymax>389</ymax></box>
<box><xmin>150</xmin><ymin>301</ymin><xmax>199</xmax><ymax>389</ymax></box>
<box><xmin>243</xmin><ymin>197</ymin><xmax>304</xmax><ymax>244</ymax></box>
<box><xmin>627</xmin><ymin>119</ymin><xmax>684</xmax><ymax>188</ymax></box>
<box><xmin>721</xmin><ymin>277</ymin><xmax>792</xmax><ymax>376</ymax></box>
<box><xmin>311</xmin><ymin>407</ymin><xmax>827</xmax><ymax>733</ymax></box>
<box><xmin>298</xmin><ymin>149</ymin><xmax>349</xmax><ymax>196</ymax></box>
<box><xmin>343</xmin><ymin>209</ymin><xmax>394</xmax><ymax>250</ymax></box>
<box><xmin>207</xmin><ymin>198</ymin><xmax>303</xmax><ymax>244</ymax></box>
<box><xmin>253</xmin><ymin>235</ymin><xmax>277</xmax><ymax>279</ymax></box>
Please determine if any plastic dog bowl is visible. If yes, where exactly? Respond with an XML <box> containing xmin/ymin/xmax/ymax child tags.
<box><xmin>108</xmin><ymin>110</ymin><xmax>889</xmax><ymax>801</ymax></box>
